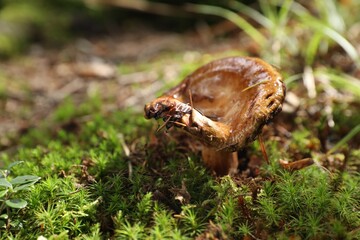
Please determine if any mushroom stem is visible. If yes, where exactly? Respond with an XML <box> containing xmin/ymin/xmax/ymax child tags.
<box><xmin>201</xmin><ymin>147</ymin><xmax>238</xmax><ymax>175</ymax></box>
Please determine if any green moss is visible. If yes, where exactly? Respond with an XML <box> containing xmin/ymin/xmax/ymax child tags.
<box><xmin>14</xmin><ymin>176</ymin><xmax>98</xmax><ymax>238</ymax></box>
<box><xmin>1</xmin><ymin>100</ymin><xmax>359</xmax><ymax>239</ymax></box>
<box><xmin>256</xmin><ymin>168</ymin><xmax>360</xmax><ymax>239</ymax></box>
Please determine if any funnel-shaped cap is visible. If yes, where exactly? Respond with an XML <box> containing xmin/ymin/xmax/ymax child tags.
<box><xmin>145</xmin><ymin>57</ymin><xmax>285</xmax><ymax>152</ymax></box>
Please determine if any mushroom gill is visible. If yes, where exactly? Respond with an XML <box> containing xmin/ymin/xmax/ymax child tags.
<box><xmin>145</xmin><ymin>57</ymin><xmax>286</xmax><ymax>175</ymax></box>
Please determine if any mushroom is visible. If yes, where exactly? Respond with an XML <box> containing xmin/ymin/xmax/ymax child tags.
<box><xmin>144</xmin><ymin>57</ymin><xmax>286</xmax><ymax>175</ymax></box>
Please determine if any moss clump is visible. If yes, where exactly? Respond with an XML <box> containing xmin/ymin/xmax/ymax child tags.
<box><xmin>1</xmin><ymin>105</ymin><xmax>358</xmax><ymax>239</ymax></box>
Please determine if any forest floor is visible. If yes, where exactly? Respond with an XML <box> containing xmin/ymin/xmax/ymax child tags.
<box><xmin>0</xmin><ymin>20</ymin><xmax>359</xmax><ymax>239</ymax></box>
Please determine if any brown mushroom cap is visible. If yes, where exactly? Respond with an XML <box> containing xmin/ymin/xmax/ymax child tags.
<box><xmin>144</xmin><ymin>57</ymin><xmax>285</xmax><ymax>174</ymax></box>
<box><xmin>154</xmin><ymin>57</ymin><xmax>285</xmax><ymax>150</ymax></box>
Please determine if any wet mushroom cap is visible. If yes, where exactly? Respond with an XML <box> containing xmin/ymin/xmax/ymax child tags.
<box><xmin>145</xmin><ymin>57</ymin><xmax>286</xmax><ymax>152</ymax></box>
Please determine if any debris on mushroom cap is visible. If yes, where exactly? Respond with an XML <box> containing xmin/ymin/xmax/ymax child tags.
<box><xmin>144</xmin><ymin>57</ymin><xmax>286</xmax><ymax>152</ymax></box>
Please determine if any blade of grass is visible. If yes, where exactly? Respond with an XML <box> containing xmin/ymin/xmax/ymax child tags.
<box><xmin>284</xmin><ymin>73</ymin><xmax>303</xmax><ymax>85</ymax></box>
<box><xmin>310</xmin><ymin>22</ymin><xmax>358</xmax><ymax>62</ymax></box>
<box><xmin>327</xmin><ymin>124</ymin><xmax>360</xmax><ymax>155</ymax></box>
<box><xmin>291</xmin><ymin>2</ymin><xmax>359</xmax><ymax>63</ymax></box>
<box><xmin>258</xmin><ymin>0</ymin><xmax>276</xmax><ymax>24</ymax></box>
<box><xmin>315</xmin><ymin>70</ymin><xmax>360</xmax><ymax>98</ymax></box>
<box><xmin>315</xmin><ymin>0</ymin><xmax>345</xmax><ymax>32</ymax></box>
<box><xmin>185</xmin><ymin>3</ymin><xmax>266</xmax><ymax>46</ymax></box>
<box><xmin>277</xmin><ymin>0</ymin><xmax>293</xmax><ymax>28</ymax></box>
<box><xmin>305</xmin><ymin>32</ymin><xmax>323</xmax><ymax>66</ymax></box>
<box><xmin>229</xmin><ymin>1</ymin><xmax>272</xmax><ymax>28</ymax></box>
